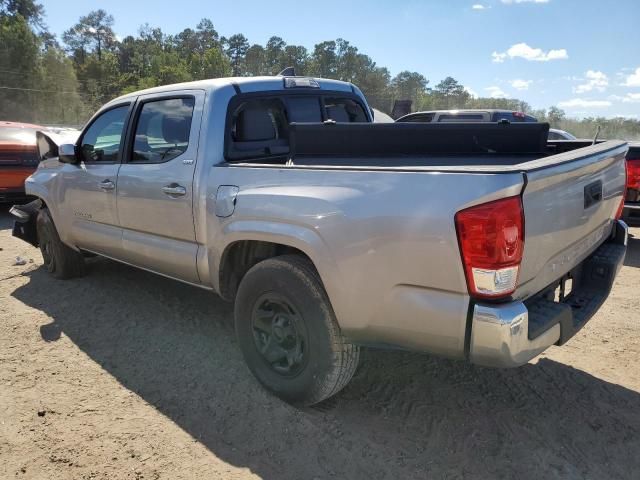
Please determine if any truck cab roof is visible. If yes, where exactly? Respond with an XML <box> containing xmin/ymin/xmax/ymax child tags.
<box><xmin>108</xmin><ymin>76</ymin><xmax>357</xmax><ymax>107</ymax></box>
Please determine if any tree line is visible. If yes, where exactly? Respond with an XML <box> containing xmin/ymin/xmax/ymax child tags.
<box><xmin>1</xmin><ymin>0</ymin><xmax>639</xmax><ymax>139</ymax></box>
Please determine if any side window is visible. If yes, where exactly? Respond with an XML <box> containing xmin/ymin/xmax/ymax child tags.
<box><xmin>399</xmin><ymin>113</ymin><xmax>435</xmax><ymax>123</ymax></box>
<box><xmin>131</xmin><ymin>97</ymin><xmax>195</xmax><ymax>163</ymax></box>
<box><xmin>548</xmin><ymin>131</ymin><xmax>561</xmax><ymax>140</ymax></box>
<box><xmin>80</xmin><ymin>105</ymin><xmax>129</xmax><ymax>162</ymax></box>
<box><xmin>227</xmin><ymin>98</ymin><xmax>289</xmax><ymax>161</ymax></box>
<box><xmin>325</xmin><ymin>98</ymin><xmax>368</xmax><ymax>122</ymax></box>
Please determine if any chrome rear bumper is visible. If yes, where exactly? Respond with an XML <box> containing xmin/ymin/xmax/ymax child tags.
<box><xmin>469</xmin><ymin>220</ymin><xmax>627</xmax><ymax>368</ymax></box>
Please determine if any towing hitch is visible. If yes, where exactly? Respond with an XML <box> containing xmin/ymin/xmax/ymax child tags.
<box><xmin>10</xmin><ymin>198</ymin><xmax>42</xmax><ymax>247</ymax></box>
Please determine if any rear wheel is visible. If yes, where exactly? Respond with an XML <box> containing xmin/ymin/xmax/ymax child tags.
<box><xmin>36</xmin><ymin>208</ymin><xmax>85</xmax><ymax>279</ymax></box>
<box><xmin>234</xmin><ymin>255</ymin><xmax>359</xmax><ymax>406</ymax></box>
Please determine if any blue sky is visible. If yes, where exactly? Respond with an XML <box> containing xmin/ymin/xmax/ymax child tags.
<box><xmin>40</xmin><ymin>0</ymin><xmax>640</xmax><ymax>118</ymax></box>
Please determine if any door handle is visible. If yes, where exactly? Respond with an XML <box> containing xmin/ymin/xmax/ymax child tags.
<box><xmin>99</xmin><ymin>179</ymin><xmax>115</xmax><ymax>191</ymax></box>
<box><xmin>162</xmin><ymin>184</ymin><xmax>187</xmax><ymax>197</ymax></box>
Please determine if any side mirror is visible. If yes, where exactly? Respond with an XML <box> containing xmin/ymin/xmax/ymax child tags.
<box><xmin>59</xmin><ymin>143</ymin><xmax>79</xmax><ymax>164</ymax></box>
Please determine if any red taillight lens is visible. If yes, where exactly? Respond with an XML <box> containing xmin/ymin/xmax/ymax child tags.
<box><xmin>455</xmin><ymin>196</ymin><xmax>524</xmax><ymax>299</ymax></box>
<box><xmin>626</xmin><ymin>158</ymin><xmax>640</xmax><ymax>190</ymax></box>
<box><xmin>615</xmin><ymin>158</ymin><xmax>632</xmax><ymax>220</ymax></box>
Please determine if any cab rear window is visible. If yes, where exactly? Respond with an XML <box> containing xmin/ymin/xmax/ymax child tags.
<box><xmin>438</xmin><ymin>114</ymin><xmax>485</xmax><ymax>122</ymax></box>
<box><xmin>492</xmin><ymin>112</ymin><xmax>537</xmax><ymax>123</ymax></box>
<box><xmin>226</xmin><ymin>94</ymin><xmax>369</xmax><ymax>161</ymax></box>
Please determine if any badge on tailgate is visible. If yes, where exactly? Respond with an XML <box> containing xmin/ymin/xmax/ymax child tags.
<box><xmin>584</xmin><ymin>180</ymin><xmax>603</xmax><ymax>209</ymax></box>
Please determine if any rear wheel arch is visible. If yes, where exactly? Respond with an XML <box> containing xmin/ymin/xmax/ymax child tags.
<box><xmin>218</xmin><ymin>240</ymin><xmax>319</xmax><ymax>302</ymax></box>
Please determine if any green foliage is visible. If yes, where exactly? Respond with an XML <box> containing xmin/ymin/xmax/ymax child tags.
<box><xmin>0</xmin><ymin>2</ymin><xmax>638</xmax><ymax>141</ymax></box>
<box><xmin>0</xmin><ymin>12</ymin><xmax>89</xmax><ymax>124</ymax></box>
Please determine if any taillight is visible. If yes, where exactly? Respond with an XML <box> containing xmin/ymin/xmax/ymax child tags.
<box><xmin>615</xmin><ymin>159</ymin><xmax>631</xmax><ymax>220</ymax></box>
<box><xmin>626</xmin><ymin>158</ymin><xmax>640</xmax><ymax>190</ymax></box>
<box><xmin>455</xmin><ymin>196</ymin><xmax>524</xmax><ymax>299</ymax></box>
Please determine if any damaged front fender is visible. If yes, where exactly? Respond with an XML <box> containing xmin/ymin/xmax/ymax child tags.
<box><xmin>10</xmin><ymin>198</ymin><xmax>42</xmax><ymax>247</ymax></box>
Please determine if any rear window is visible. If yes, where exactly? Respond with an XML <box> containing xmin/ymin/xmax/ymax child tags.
<box><xmin>492</xmin><ymin>112</ymin><xmax>538</xmax><ymax>123</ymax></box>
<box><xmin>286</xmin><ymin>97</ymin><xmax>322</xmax><ymax>122</ymax></box>
<box><xmin>324</xmin><ymin>98</ymin><xmax>368</xmax><ymax>122</ymax></box>
<box><xmin>438</xmin><ymin>114</ymin><xmax>485</xmax><ymax>122</ymax></box>
<box><xmin>226</xmin><ymin>94</ymin><xmax>369</xmax><ymax>161</ymax></box>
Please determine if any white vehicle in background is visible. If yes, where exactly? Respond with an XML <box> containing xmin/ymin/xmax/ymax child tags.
<box><xmin>548</xmin><ymin>128</ymin><xmax>577</xmax><ymax>140</ymax></box>
<box><xmin>396</xmin><ymin>109</ymin><xmax>538</xmax><ymax>123</ymax></box>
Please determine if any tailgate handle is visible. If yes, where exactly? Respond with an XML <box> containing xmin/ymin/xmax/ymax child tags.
<box><xmin>584</xmin><ymin>180</ymin><xmax>603</xmax><ymax>209</ymax></box>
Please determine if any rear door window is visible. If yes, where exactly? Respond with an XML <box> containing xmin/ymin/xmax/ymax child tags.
<box><xmin>130</xmin><ymin>97</ymin><xmax>195</xmax><ymax>163</ymax></box>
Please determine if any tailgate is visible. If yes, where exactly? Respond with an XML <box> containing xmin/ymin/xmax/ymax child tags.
<box><xmin>515</xmin><ymin>140</ymin><xmax>627</xmax><ymax>299</ymax></box>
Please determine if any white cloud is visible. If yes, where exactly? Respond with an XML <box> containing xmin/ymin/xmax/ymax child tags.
<box><xmin>492</xmin><ymin>43</ymin><xmax>568</xmax><ymax>63</ymax></box>
<box><xmin>622</xmin><ymin>67</ymin><xmax>640</xmax><ymax>87</ymax></box>
<box><xmin>501</xmin><ymin>0</ymin><xmax>549</xmax><ymax>3</ymax></box>
<box><xmin>486</xmin><ymin>86</ymin><xmax>507</xmax><ymax>98</ymax></box>
<box><xmin>510</xmin><ymin>79</ymin><xmax>532</xmax><ymax>90</ymax></box>
<box><xmin>610</xmin><ymin>93</ymin><xmax>640</xmax><ymax>103</ymax></box>
<box><xmin>464</xmin><ymin>86</ymin><xmax>478</xmax><ymax>97</ymax></box>
<box><xmin>624</xmin><ymin>93</ymin><xmax>640</xmax><ymax>103</ymax></box>
<box><xmin>558</xmin><ymin>98</ymin><xmax>612</xmax><ymax>109</ymax></box>
<box><xmin>574</xmin><ymin>70</ymin><xmax>608</xmax><ymax>93</ymax></box>
<box><xmin>492</xmin><ymin>52</ymin><xmax>507</xmax><ymax>63</ymax></box>
<box><xmin>472</xmin><ymin>4</ymin><xmax>488</xmax><ymax>9</ymax></box>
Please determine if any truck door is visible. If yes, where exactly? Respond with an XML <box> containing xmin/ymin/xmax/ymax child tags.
<box><xmin>57</xmin><ymin>103</ymin><xmax>131</xmax><ymax>258</ymax></box>
<box><xmin>115</xmin><ymin>90</ymin><xmax>205</xmax><ymax>284</ymax></box>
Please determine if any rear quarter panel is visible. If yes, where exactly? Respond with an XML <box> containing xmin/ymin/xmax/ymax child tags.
<box><xmin>206</xmin><ymin>165</ymin><xmax>524</xmax><ymax>357</ymax></box>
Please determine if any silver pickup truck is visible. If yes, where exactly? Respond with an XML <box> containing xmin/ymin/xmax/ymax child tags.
<box><xmin>12</xmin><ymin>75</ymin><xmax>628</xmax><ymax>406</ymax></box>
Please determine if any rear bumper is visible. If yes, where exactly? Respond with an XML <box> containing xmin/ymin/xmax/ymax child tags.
<box><xmin>469</xmin><ymin>220</ymin><xmax>627</xmax><ymax>368</ymax></box>
<box><xmin>623</xmin><ymin>201</ymin><xmax>640</xmax><ymax>226</ymax></box>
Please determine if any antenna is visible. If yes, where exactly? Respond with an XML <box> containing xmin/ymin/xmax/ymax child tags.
<box><xmin>592</xmin><ymin>124</ymin><xmax>601</xmax><ymax>145</ymax></box>
<box><xmin>278</xmin><ymin>67</ymin><xmax>296</xmax><ymax>76</ymax></box>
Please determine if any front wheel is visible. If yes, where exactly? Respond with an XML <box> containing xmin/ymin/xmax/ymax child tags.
<box><xmin>234</xmin><ymin>255</ymin><xmax>359</xmax><ymax>406</ymax></box>
<box><xmin>36</xmin><ymin>208</ymin><xmax>85</xmax><ymax>279</ymax></box>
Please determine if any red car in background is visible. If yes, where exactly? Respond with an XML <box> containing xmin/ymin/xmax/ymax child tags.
<box><xmin>0</xmin><ymin>121</ymin><xmax>43</xmax><ymax>203</ymax></box>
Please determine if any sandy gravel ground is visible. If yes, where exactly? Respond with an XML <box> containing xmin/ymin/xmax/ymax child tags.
<box><xmin>1</xmin><ymin>205</ymin><xmax>639</xmax><ymax>480</ymax></box>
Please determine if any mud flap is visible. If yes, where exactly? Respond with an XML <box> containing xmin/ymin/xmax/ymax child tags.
<box><xmin>10</xmin><ymin>198</ymin><xmax>42</xmax><ymax>247</ymax></box>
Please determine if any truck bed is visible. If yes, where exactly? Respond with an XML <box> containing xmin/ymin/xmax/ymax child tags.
<box><xmin>283</xmin><ymin>122</ymin><xmax>624</xmax><ymax>172</ymax></box>
<box><xmin>217</xmin><ymin>122</ymin><xmax>627</xmax><ymax>354</ymax></box>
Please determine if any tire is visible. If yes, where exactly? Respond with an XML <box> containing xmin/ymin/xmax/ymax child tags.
<box><xmin>36</xmin><ymin>208</ymin><xmax>85</xmax><ymax>279</ymax></box>
<box><xmin>235</xmin><ymin>254</ymin><xmax>360</xmax><ymax>406</ymax></box>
